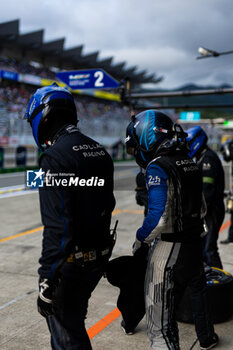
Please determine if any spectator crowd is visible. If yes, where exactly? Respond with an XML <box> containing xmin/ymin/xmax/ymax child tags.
<box><xmin>0</xmin><ymin>82</ymin><xmax>130</xmax><ymax>140</ymax></box>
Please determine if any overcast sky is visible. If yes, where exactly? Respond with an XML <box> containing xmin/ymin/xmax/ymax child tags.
<box><xmin>1</xmin><ymin>0</ymin><xmax>233</xmax><ymax>89</ymax></box>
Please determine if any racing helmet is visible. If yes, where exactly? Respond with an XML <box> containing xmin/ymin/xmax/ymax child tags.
<box><xmin>125</xmin><ymin>110</ymin><xmax>173</xmax><ymax>168</ymax></box>
<box><xmin>125</xmin><ymin>120</ymin><xmax>135</xmax><ymax>155</ymax></box>
<box><xmin>220</xmin><ymin>140</ymin><xmax>233</xmax><ymax>162</ymax></box>
<box><xmin>24</xmin><ymin>83</ymin><xmax>77</xmax><ymax>150</ymax></box>
<box><xmin>186</xmin><ymin>126</ymin><xmax>208</xmax><ymax>158</ymax></box>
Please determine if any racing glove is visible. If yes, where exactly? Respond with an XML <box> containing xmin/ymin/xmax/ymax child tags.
<box><xmin>132</xmin><ymin>239</ymin><xmax>142</xmax><ymax>255</ymax></box>
<box><xmin>135</xmin><ymin>190</ymin><xmax>148</xmax><ymax>207</ymax></box>
<box><xmin>37</xmin><ymin>278</ymin><xmax>56</xmax><ymax>318</ymax></box>
<box><xmin>134</xmin><ymin>241</ymin><xmax>149</xmax><ymax>260</ymax></box>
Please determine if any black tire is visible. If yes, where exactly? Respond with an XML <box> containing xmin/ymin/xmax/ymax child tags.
<box><xmin>176</xmin><ymin>267</ymin><xmax>233</xmax><ymax>324</ymax></box>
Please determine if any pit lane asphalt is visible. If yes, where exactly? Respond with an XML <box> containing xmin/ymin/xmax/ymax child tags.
<box><xmin>0</xmin><ymin>162</ymin><xmax>233</xmax><ymax>350</ymax></box>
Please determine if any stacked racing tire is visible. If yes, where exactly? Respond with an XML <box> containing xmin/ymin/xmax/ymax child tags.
<box><xmin>176</xmin><ymin>267</ymin><xmax>233</xmax><ymax>323</ymax></box>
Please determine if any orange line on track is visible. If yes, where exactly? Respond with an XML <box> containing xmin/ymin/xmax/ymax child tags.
<box><xmin>0</xmin><ymin>226</ymin><xmax>44</xmax><ymax>243</ymax></box>
<box><xmin>112</xmin><ymin>209</ymin><xmax>144</xmax><ymax>215</ymax></box>
<box><xmin>86</xmin><ymin>218</ymin><xmax>231</xmax><ymax>339</ymax></box>
<box><xmin>0</xmin><ymin>209</ymin><xmax>142</xmax><ymax>243</ymax></box>
<box><xmin>219</xmin><ymin>219</ymin><xmax>231</xmax><ymax>233</ymax></box>
<box><xmin>87</xmin><ymin>307</ymin><xmax>121</xmax><ymax>339</ymax></box>
<box><xmin>0</xmin><ymin>213</ymin><xmax>231</xmax><ymax>339</ymax></box>
<box><xmin>0</xmin><ymin>213</ymin><xmax>229</xmax><ymax>245</ymax></box>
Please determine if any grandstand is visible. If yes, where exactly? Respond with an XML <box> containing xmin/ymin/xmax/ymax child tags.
<box><xmin>0</xmin><ymin>19</ymin><xmax>161</xmax><ymax>86</ymax></box>
<box><xmin>0</xmin><ymin>19</ymin><xmax>163</xmax><ymax>167</ymax></box>
<box><xmin>1</xmin><ymin>19</ymin><xmax>223</xmax><ymax>165</ymax></box>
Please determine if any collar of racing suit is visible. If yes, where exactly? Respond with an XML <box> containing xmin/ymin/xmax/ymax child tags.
<box><xmin>46</xmin><ymin>124</ymin><xmax>78</xmax><ymax>147</ymax></box>
<box><xmin>195</xmin><ymin>145</ymin><xmax>208</xmax><ymax>163</ymax></box>
<box><xmin>147</xmin><ymin>138</ymin><xmax>189</xmax><ymax>169</ymax></box>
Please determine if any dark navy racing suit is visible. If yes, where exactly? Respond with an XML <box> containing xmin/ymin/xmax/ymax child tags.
<box><xmin>197</xmin><ymin>146</ymin><xmax>225</xmax><ymax>268</ymax></box>
<box><xmin>38</xmin><ymin>125</ymin><xmax>115</xmax><ymax>350</ymax></box>
<box><xmin>136</xmin><ymin>148</ymin><xmax>215</xmax><ymax>350</ymax></box>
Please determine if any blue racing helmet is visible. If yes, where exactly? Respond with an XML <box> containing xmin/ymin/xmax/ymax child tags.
<box><xmin>186</xmin><ymin>126</ymin><xmax>208</xmax><ymax>158</ymax></box>
<box><xmin>24</xmin><ymin>83</ymin><xmax>77</xmax><ymax>150</ymax></box>
<box><xmin>125</xmin><ymin>110</ymin><xmax>173</xmax><ymax>168</ymax></box>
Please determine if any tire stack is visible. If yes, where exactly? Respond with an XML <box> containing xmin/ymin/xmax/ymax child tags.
<box><xmin>176</xmin><ymin>267</ymin><xmax>233</xmax><ymax>323</ymax></box>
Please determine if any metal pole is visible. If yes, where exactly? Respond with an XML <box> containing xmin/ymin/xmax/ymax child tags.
<box><xmin>125</xmin><ymin>77</ymin><xmax>135</xmax><ymax>117</ymax></box>
<box><xmin>197</xmin><ymin>50</ymin><xmax>233</xmax><ymax>59</ymax></box>
<box><xmin>134</xmin><ymin>104</ymin><xmax>233</xmax><ymax>110</ymax></box>
<box><xmin>219</xmin><ymin>50</ymin><xmax>233</xmax><ymax>56</ymax></box>
<box><xmin>126</xmin><ymin>87</ymin><xmax>233</xmax><ymax>99</ymax></box>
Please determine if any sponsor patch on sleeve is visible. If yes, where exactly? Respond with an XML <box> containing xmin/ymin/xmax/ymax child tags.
<box><xmin>148</xmin><ymin>175</ymin><xmax>161</xmax><ymax>186</ymax></box>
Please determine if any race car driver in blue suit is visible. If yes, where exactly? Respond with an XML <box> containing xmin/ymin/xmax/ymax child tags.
<box><xmin>125</xmin><ymin>110</ymin><xmax>218</xmax><ymax>350</ymax></box>
<box><xmin>24</xmin><ymin>83</ymin><xmax>115</xmax><ymax>350</ymax></box>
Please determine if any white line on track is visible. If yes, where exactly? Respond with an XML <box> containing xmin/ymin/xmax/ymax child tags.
<box><xmin>0</xmin><ymin>190</ymin><xmax>38</xmax><ymax>199</ymax></box>
<box><xmin>0</xmin><ymin>172</ymin><xmax>25</xmax><ymax>179</ymax></box>
<box><xmin>0</xmin><ymin>289</ymin><xmax>38</xmax><ymax>311</ymax></box>
<box><xmin>0</xmin><ymin>184</ymin><xmax>25</xmax><ymax>191</ymax></box>
<box><xmin>0</xmin><ymin>185</ymin><xmax>37</xmax><ymax>199</ymax></box>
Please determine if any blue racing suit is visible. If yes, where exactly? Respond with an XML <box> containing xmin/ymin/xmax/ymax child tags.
<box><xmin>137</xmin><ymin>165</ymin><xmax>168</xmax><ymax>243</ymax></box>
<box><xmin>136</xmin><ymin>149</ymin><xmax>215</xmax><ymax>350</ymax></box>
